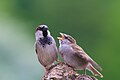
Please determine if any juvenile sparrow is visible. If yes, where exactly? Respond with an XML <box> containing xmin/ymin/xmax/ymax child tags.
<box><xmin>57</xmin><ymin>33</ymin><xmax>103</xmax><ymax>78</ymax></box>
<box><xmin>35</xmin><ymin>25</ymin><xmax>58</xmax><ymax>73</ymax></box>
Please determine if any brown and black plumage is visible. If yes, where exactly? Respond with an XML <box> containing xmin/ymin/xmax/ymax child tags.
<box><xmin>35</xmin><ymin>25</ymin><xmax>58</xmax><ymax>73</ymax></box>
<box><xmin>57</xmin><ymin>33</ymin><xmax>103</xmax><ymax>78</ymax></box>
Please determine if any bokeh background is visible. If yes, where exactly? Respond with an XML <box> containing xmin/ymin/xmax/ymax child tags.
<box><xmin>0</xmin><ymin>0</ymin><xmax>120</xmax><ymax>80</ymax></box>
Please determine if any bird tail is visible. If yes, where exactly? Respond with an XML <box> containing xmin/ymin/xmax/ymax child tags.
<box><xmin>89</xmin><ymin>59</ymin><xmax>103</xmax><ymax>71</ymax></box>
<box><xmin>87</xmin><ymin>64</ymin><xmax>103</xmax><ymax>78</ymax></box>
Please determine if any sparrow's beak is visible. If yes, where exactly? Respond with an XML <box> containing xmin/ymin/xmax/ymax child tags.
<box><xmin>57</xmin><ymin>33</ymin><xmax>65</xmax><ymax>40</ymax></box>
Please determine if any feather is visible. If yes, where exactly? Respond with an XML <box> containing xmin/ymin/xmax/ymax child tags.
<box><xmin>87</xmin><ymin>64</ymin><xmax>103</xmax><ymax>78</ymax></box>
<box><xmin>72</xmin><ymin>44</ymin><xmax>102</xmax><ymax>71</ymax></box>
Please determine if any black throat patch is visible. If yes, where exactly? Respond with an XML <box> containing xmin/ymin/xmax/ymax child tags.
<box><xmin>43</xmin><ymin>30</ymin><xmax>48</xmax><ymax>37</ymax></box>
<box><xmin>39</xmin><ymin>36</ymin><xmax>52</xmax><ymax>47</ymax></box>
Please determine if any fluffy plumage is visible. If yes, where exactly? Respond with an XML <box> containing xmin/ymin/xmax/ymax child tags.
<box><xmin>35</xmin><ymin>25</ymin><xmax>58</xmax><ymax>70</ymax></box>
<box><xmin>58</xmin><ymin>33</ymin><xmax>103</xmax><ymax>78</ymax></box>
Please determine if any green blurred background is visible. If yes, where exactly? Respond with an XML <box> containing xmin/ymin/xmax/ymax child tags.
<box><xmin>0</xmin><ymin>0</ymin><xmax>120</xmax><ymax>80</ymax></box>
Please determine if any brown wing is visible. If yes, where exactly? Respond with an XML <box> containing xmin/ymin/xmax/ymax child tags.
<box><xmin>71</xmin><ymin>44</ymin><xmax>102</xmax><ymax>71</ymax></box>
<box><xmin>71</xmin><ymin>44</ymin><xmax>88</xmax><ymax>60</ymax></box>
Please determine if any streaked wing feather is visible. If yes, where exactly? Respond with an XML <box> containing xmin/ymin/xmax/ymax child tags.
<box><xmin>72</xmin><ymin>44</ymin><xmax>88</xmax><ymax>60</ymax></box>
<box><xmin>72</xmin><ymin>44</ymin><xmax>102</xmax><ymax>71</ymax></box>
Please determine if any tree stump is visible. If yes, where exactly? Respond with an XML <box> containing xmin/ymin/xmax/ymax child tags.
<box><xmin>42</xmin><ymin>63</ymin><xmax>98</xmax><ymax>80</ymax></box>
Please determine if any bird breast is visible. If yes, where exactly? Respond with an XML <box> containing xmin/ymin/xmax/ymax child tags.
<box><xmin>59</xmin><ymin>44</ymin><xmax>73</xmax><ymax>55</ymax></box>
<box><xmin>59</xmin><ymin>44</ymin><xmax>88</xmax><ymax>69</ymax></box>
<box><xmin>36</xmin><ymin>42</ymin><xmax>57</xmax><ymax>67</ymax></box>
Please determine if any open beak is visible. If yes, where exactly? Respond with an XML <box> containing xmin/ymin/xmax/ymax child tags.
<box><xmin>57</xmin><ymin>33</ymin><xmax>65</xmax><ymax>40</ymax></box>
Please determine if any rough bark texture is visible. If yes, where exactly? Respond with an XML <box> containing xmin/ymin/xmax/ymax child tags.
<box><xmin>42</xmin><ymin>63</ymin><xmax>98</xmax><ymax>80</ymax></box>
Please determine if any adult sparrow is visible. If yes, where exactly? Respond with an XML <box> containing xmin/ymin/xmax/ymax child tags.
<box><xmin>35</xmin><ymin>25</ymin><xmax>58</xmax><ymax>73</ymax></box>
<box><xmin>57</xmin><ymin>33</ymin><xmax>103</xmax><ymax>78</ymax></box>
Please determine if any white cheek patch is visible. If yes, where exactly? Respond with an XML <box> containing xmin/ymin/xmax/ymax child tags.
<box><xmin>47</xmin><ymin>30</ymin><xmax>51</xmax><ymax>36</ymax></box>
<box><xmin>35</xmin><ymin>31</ymin><xmax>43</xmax><ymax>40</ymax></box>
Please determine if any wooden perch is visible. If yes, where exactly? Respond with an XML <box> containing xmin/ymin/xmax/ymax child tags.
<box><xmin>42</xmin><ymin>63</ymin><xmax>98</xmax><ymax>80</ymax></box>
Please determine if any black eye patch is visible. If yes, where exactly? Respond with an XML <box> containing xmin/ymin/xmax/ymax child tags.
<box><xmin>36</xmin><ymin>26</ymin><xmax>48</xmax><ymax>31</ymax></box>
<box><xmin>67</xmin><ymin>36</ymin><xmax>75</xmax><ymax>43</ymax></box>
<box><xmin>65</xmin><ymin>36</ymin><xmax>68</xmax><ymax>39</ymax></box>
<box><xmin>36</xmin><ymin>27</ymin><xmax>42</xmax><ymax>31</ymax></box>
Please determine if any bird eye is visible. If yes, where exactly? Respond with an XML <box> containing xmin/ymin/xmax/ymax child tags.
<box><xmin>65</xmin><ymin>36</ymin><xmax>68</xmax><ymax>39</ymax></box>
<box><xmin>36</xmin><ymin>27</ymin><xmax>41</xmax><ymax>31</ymax></box>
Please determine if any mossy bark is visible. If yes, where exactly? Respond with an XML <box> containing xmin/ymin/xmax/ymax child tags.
<box><xmin>42</xmin><ymin>63</ymin><xmax>98</xmax><ymax>80</ymax></box>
